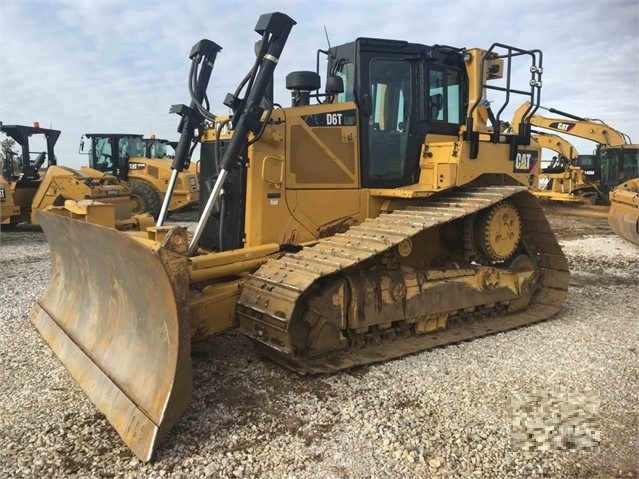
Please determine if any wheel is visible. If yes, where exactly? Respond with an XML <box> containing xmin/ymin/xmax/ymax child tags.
<box><xmin>130</xmin><ymin>181</ymin><xmax>161</xmax><ymax>218</ymax></box>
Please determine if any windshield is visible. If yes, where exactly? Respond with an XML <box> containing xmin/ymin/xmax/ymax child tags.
<box><xmin>600</xmin><ymin>146</ymin><xmax>639</xmax><ymax>188</ymax></box>
<box><xmin>146</xmin><ymin>140</ymin><xmax>168</xmax><ymax>158</ymax></box>
<box><xmin>119</xmin><ymin>137</ymin><xmax>144</xmax><ymax>159</ymax></box>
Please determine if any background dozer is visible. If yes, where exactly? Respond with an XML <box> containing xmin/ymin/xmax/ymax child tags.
<box><xmin>608</xmin><ymin>178</ymin><xmax>639</xmax><ymax>244</ymax></box>
<box><xmin>31</xmin><ymin>12</ymin><xmax>568</xmax><ymax>461</ymax></box>
<box><xmin>80</xmin><ymin>133</ymin><xmax>199</xmax><ymax>217</ymax></box>
<box><xmin>0</xmin><ymin>123</ymin><xmax>140</xmax><ymax>229</ymax></box>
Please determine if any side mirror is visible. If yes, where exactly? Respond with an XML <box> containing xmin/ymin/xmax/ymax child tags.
<box><xmin>325</xmin><ymin>76</ymin><xmax>344</xmax><ymax>95</ymax></box>
<box><xmin>429</xmin><ymin>93</ymin><xmax>443</xmax><ymax>120</ymax></box>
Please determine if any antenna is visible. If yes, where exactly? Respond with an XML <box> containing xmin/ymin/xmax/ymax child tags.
<box><xmin>323</xmin><ymin>25</ymin><xmax>332</xmax><ymax>49</ymax></box>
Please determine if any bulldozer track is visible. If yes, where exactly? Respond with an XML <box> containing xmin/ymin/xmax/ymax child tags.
<box><xmin>238</xmin><ymin>186</ymin><xmax>569</xmax><ymax>373</ymax></box>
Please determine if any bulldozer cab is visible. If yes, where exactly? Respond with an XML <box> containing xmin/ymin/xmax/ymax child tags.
<box><xmin>0</xmin><ymin>123</ymin><xmax>60</xmax><ymax>182</ymax></box>
<box><xmin>324</xmin><ymin>39</ymin><xmax>541</xmax><ymax>188</ymax></box>
<box><xmin>80</xmin><ymin>133</ymin><xmax>144</xmax><ymax>180</ymax></box>
<box><xmin>325</xmin><ymin>39</ymin><xmax>467</xmax><ymax>188</ymax></box>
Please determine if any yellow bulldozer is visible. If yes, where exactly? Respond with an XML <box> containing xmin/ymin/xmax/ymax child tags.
<box><xmin>31</xmin><ymin>13</ymin><xmax>569</xmax><ymax>461</ymax></box>
<box><xmin>0</xmin><ymin>123</ymin><xmax>141</xmax><ymax>229</ymax></box>
<box><xmin>80</xmin><ymin>132</ymin><xmax>199</xmax><ymax>218</ymax></box>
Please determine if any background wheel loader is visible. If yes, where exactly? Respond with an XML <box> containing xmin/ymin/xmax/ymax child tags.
<box><xmin>31</xmin><ymin>12</ymin><xmax>568</xmax><ymax>461</ymax></box>
<box><xmin>80</xmin><ymin>133</ymin><xmax>199</xmax><ymax>218</ymax></box>
<box><xmin>0</xmin><ymin>123</ymin><xmax>141</xmax><ymax>229</ymax></box>
<box><xmin>143</xmin><ymin>135</ymin><xmax>200</xmax><ymax>186</ymax></box>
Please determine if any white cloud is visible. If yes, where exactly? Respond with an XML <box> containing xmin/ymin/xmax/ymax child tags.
<box><xmin>1</xmin><ymin>0</ymin><xmax>637</xmax><ymax>165</ymax></box>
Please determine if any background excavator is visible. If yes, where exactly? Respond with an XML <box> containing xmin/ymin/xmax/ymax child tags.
<box><xmin>533</xmin><ymin>130</ymin><xmax>580</xmax><ymax>164</ymax></box>
<box><xmin>0</xmin><ymin>123</ymin><xmax>142</xmax><ymax>229</ymax></box>
<box><xmin>80</xmin><ymin>133</ymin><xmax>199</xmax><ymax>217</ymax></box>
<box><xmin>525</xmin><ymin>103</ymin><xmax>638</xmax><ymax>241</ymax></box>
<box><xmin>30</xmin><ymin>12</ymin><xmax>568</xmax><ymax>461</ymax></box>
<box><xmin>513</xmin><ymin>102</ymin><xmax>639</xmax><ymax>200</ymax></box>
<box><xmin>529</xmin><ymin>131</ymin><xmax>601</xmax><ymax>204</ymax></box>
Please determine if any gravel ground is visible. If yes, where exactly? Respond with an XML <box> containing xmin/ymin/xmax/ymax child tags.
<box><xmin>0</xmin><ymin>212</ymin><xmax>637</xmax><ymax>479</ymax></box>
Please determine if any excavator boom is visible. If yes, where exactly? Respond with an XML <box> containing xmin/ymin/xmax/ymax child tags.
<box><xmin>513</xmin><ymin>101</ymin><xmax>631</xmax><ymax>147</ymax></box>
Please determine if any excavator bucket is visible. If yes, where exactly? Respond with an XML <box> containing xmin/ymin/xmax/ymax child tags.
<box><xmin>608</xmin><ymin>179</ymin><xmax>639</xmax><ymax>245</ymax></box>
<box><xmin>30</xmin><ymin>211</ymin><xmax>192</xmax><ymax>461</ymax></box>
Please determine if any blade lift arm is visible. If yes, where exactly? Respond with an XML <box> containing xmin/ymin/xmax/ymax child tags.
<box><xmin>157</xmin><ymin>39</ymin><xmax>222</xmax><ymax>227</ymax></box>
<box><xmin>187</xmin><ymin>12</ymin><xmax>296</xmax><ymax>256</ymax></box>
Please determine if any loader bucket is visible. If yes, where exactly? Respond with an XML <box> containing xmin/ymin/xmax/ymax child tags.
<box><xmin>30</xmin><ymin>211</ymin><xmax>192</xmax><ymax>461</ymax></box>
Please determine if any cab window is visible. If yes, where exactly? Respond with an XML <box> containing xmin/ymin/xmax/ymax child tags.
<box><xmin>95</xmin><ymin>138</ymin><xmax>114</xmax><ymax>171</ymax></box>
<box><xmin>367</xmin><ymin>58</ymin><xmax>411</xmax><ymax>180</ymax></box>
<box><xmin>428</xmin><ymin>67</ymin><xmax>461</xmax><ymax>124</ymax></box>
<box><xmin>335</xmin><ymin>61</ymin><xmax>355</xmax><ymax>102</ymax></box>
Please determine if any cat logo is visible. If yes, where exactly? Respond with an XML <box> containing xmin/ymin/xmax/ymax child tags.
<box><xmin>514</xmin><ymin>150</ymin><xmax>538</xmax><ymax>173</ymax></box>
<box><xmin>515</xmin><ymin>152</ymin><xmax>532</xmax><ymax>170</ymax></box>
<box><xmin>549</xmin><ymin>121</ymin><xmax>574</xmax><ymax>132</ymax></box>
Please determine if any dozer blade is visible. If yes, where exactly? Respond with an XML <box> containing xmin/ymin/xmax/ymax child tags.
<box><xmin>30</xmin><ymin>211</ymin><xmax>192</xmax><ymax>461</ymax></box>
<box><xmin>608</xmin><ymin>200</ymin><xmax>639</xmax><ymax>245</ymax></box>
<box><xmin>608</xmin><ymin>179</ymin><xmax>639</xmax><ymax>245</ymax></box>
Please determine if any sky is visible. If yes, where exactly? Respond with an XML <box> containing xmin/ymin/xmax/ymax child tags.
<box><xmin>1</xmin><ymin>0</ymin><xmax>637</xmax><ymax>168</ymax></box>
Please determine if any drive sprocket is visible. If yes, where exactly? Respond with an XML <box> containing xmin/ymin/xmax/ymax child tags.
<box><xmin>468</xmin><ymin>201</ymin><xmax>522</xmax><ymax>262</ymax></box>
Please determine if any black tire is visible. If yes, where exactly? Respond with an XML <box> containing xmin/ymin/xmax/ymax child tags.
<box><xmin>130</xmin><ymin>181</ymin><xmax>161</xmax><ymax>218</ymax></box>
